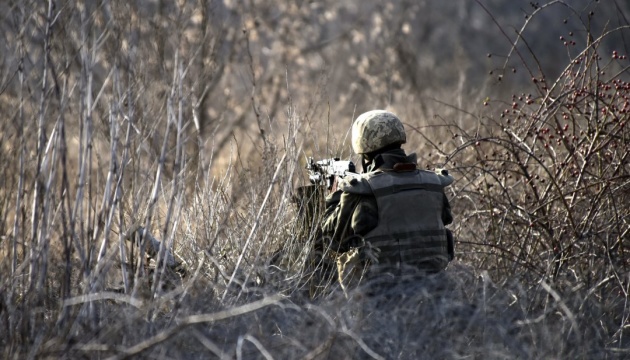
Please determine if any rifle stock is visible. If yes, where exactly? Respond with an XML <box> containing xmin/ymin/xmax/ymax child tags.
<box><xmin>306</xmin><ymin>157</ymin><xmax>357</xmax><ymax>190</ymax></box>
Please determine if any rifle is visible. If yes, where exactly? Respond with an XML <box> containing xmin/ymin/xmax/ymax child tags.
<box><xmin>306</xmin><ymin>157</ymin><xmax>357</xmax><ymax>190</ymax></box>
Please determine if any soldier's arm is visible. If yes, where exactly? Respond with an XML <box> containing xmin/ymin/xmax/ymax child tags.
<box><xmin>321</xmin><ymin>190</ymin><xmax>342</xmax><ymax>239</ymax></box>
<box><xmin>434</xmin><ymin>169</ymin><xmax>454</xmax><ymax>226</ymax></box>
<box><xmin>442</xmin><ymin>193</ymin><xmax>453</xmax><ymax>225</ymax></box>
<box><xmin>351</xmin><ymin>196</ymin><xmax>378</xmax><ymax>238</ymax></box>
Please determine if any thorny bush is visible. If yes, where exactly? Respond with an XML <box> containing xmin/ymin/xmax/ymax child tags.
<box><xmin>435</xmin><ymin>4</ymin><xmax>630</xmax><ymax>354</ymax></box>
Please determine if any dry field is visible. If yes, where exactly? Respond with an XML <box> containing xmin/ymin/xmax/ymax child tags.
<box><xmin>1</xmin><ymin>1</ymin><xmax>629</xmax><ymax>358</ymax></box>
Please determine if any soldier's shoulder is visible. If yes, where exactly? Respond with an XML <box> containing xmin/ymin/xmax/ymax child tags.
<box><xmin>434</xmin><ymin>168</ymin><xmax>454</xmax><ymax>186</ymax></box>
<box><xmin>339</xmin><ymin>174</ymin><xmax>372</xmax><ymax>195</ymax></box>
<box><xmin>417</xmin><ymin>168</ymin><xmax>454</xmax><ymax>187</ymax></box>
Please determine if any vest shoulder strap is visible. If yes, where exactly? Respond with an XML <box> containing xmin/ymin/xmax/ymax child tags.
<box><xmin>338</xmin><ymin>174</ymin><xmax>373</xmax><ymax>195</ymax></box>
<box><xmin>371</xmin><ymin>182</ymin><xmax>446</xmax><ymax>197</ymax></box>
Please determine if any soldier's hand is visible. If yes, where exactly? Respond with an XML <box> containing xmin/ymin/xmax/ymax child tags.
<box><xmin>330</xmin><ymin>175</ymin><xmax>339</xmax><ymax>192</ymax></box>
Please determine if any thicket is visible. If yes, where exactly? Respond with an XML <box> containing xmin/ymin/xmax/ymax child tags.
<box><xmin>0</xmin><ymin>0</ymin><xmax>629</xmax><ymax>359</ymax></box>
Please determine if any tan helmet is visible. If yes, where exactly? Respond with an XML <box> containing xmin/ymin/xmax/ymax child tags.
<box><xmin>351</xmin><ymin>110</ymin><xmax>406</xmax><ymax>154</ymax></box>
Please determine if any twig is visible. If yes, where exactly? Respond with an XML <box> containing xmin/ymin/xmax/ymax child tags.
<box><xmin>108</xmin><ymin>294</ymin><xmax>282</xmax><ymax>360</ymax></box>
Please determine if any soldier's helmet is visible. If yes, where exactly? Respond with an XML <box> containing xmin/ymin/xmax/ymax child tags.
<box><xmin>351</xmin><ymin>110</ymin><xmax>406</xmax><ymax>154</ymax></box>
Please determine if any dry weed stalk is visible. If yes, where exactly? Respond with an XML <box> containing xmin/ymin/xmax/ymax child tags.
<box><xmin>0</xmin><ymin>1</ymin><xmax>629</xmax><ymax>359</ymax></box>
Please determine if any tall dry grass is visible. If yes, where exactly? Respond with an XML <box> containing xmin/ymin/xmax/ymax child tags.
<box><xmin>0</xmin><ymin>0</ymin><xmax>629</xmax><ymax>359</ymax></box>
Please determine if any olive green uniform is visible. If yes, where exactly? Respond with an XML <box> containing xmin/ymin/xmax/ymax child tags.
<box><xmin>321</xmin><ymin>149</ymin><xmax>454</xmax><ymax>275</ymax></box>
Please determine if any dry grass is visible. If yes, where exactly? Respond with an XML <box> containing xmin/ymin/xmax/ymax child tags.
<box><xmin>1</xmin><ymin>0</ymin><xmax>629</xmax><ymax>359</ymax></box>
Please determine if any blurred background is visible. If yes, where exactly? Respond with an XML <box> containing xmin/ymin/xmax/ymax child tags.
<box><xmin>2</xmin><ymin>0</ymin><xmax>628</xmax><ymax>173</ymax></box>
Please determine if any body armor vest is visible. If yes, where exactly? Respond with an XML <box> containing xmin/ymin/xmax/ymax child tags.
<box><xmin>363</xmin><ymin>169</ymin><xmax>449</xmax><ymax>273</ymax></box>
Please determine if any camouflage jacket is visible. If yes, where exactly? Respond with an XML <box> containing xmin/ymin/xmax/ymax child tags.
<box><xmin>321</xmin><ymin>149</ymin><xmax>453</xmax><ymax>264</ymax></box>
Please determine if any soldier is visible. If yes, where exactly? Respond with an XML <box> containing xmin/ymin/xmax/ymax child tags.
<box><xmin>321</xmin><ymin>110</ymin><xmax>455</xmax><ymax>292</ymax></box>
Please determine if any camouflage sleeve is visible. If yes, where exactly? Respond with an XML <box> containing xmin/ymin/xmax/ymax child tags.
<box><xmin>442</xmin><ymin>193</ymin><xmax>453</xmax><ymax>226</ymax></box>
<box><xmin>435</xmin><ymin>168</ymin><xmax>454</xmax><ymax>225</ymax></box>
<box><xmin>351</xmin><ymin>196</ymin><xmax>378</xmax><ymax>239</ymax></box>
<box><xmin>321</xmin><ymin>190</ymin><xmax>342</xmax><ymax>239</ymax></box>
<box><xmin>320</xmin><ymin>190</ymin><xmax>367</xmax><ymax>252</ymax></box>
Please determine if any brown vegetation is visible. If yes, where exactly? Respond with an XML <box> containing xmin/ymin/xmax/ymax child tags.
<box><xmin>0</xmin><ymin>0</ymin><xmax>629</xmax><ymax>358</ymax></box>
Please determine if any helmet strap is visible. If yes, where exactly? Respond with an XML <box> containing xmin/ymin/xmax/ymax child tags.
<box><xmin>361</xmin><ymin>156</ymin><xmax>372</xmax><ymax>173</ymax></box>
